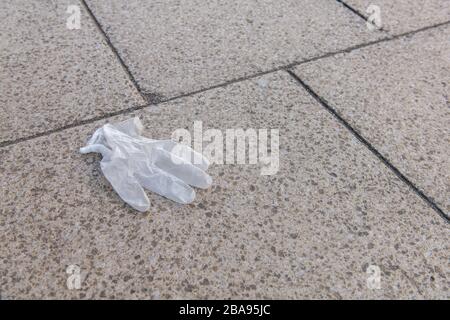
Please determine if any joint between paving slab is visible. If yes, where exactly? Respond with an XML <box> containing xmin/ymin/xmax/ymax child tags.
<box><xmin>134</xmin><ymin>19</ymin><xmax>450</xmax><ymax>108</ymax></box>
<box><xmin>285</xmin><ymin>69</ymin><xmax>449</xmax><ymax>223</ymax></box>
<box><xmin>140</xmin><ymin>19</ymin><xmax>450</xmax><ymax>105</ymax></box>
<box><xmin>1</xmin><ymin>20</ymin><xmax>449</xmax><ymax>151</ymax></box>
<box><xmin>80</xmin><ymin>0</ymin><xmax>151</xmax><ymax>103</ymax></box>
<box><xmin>336</xmin><ymin>0</ymin><xmax>369</xmax><ymax>22</ymax></box>
<box><xmin>0</xmin><ymin>104</ymin><xmax>150</xmax><ymax>149</ymax></box>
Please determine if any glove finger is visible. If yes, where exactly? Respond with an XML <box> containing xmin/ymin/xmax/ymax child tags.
<box><xmin>158</xmin><ymin>140</ymin><xmax>210</xmax><ymax>171</ymax></box>
<box><xmin>135</xmin><ymin>166</ymin><xmax>196</xmax><ymax>204</ymax></box>
<box><xmin>80</xmin><ymin>143</ymin><xmax>112</xmax><ymax>159</ymax></box>
<box><xmin>152</xmin><ymin>148</ymin><xmax>212</xmax><ymax>189</ymax></box>
<box><xmin>101</xmin><ymin>157</ymin><xmax>150</xmax><ymax>212</ymax></box>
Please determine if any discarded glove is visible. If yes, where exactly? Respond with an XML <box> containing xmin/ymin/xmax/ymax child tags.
<box><xmin>80</xmin><ymin>117</ymin><xmax>212</xmax><ymax>212</ymax></box>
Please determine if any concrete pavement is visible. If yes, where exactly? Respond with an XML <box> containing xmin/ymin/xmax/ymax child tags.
<box><xmin>0</xmin><ymin>0</ymin><xmax>448</xmax><ymax>299</ymax></box>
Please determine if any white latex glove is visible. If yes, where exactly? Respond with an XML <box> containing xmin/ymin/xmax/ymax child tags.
<box><xmin>80</xmin><ymin>117</ymin><xmax>212</xmax><ymax>212</ymax></box>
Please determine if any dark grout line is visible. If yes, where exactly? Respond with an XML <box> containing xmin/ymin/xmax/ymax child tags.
<box><xmin>336</xmin><ymin>0</ymin><xmax>370</xmax><ymax>23</ymax></box>
<box><xmin>384</xmin><ymin>19</ymin><xmax>450</xmax><ymax>38</ymax></box>
<box><xmin>285</xmin><ymin>69</ymin><xmax>449</xmax><ymax>223</ymax></box>
<box><xmin>146</xmin><ymin>19</ymin><xmax>450</xmax><ymax>104</ymax></box>
<box><xmin>290</xmin><ymin>20</ymin><xmax>450</xmax><ymax>66</ymax></box>
<box><xmin>80</xmin><ymin>0</ymin><xmax>149</xmax><ymax>103</ymax></box>
<box><xmin>148</xmin><ymin>68</ymin><xmax>283</xmax><ymax>104</ymax></box>
<box><xmin>0</xmin><ymin>104</ymin><xmax>150</xmax><ymax>149</ymax></box>
<box><xmin>1</xmin><ymin>20</ymin><xmax>449</xmax><ymax>149</ymax></box>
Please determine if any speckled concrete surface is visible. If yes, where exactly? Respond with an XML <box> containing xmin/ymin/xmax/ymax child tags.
<box><xmin>292</xmin><ymin>25</ymin><xmax>450</xmax><ymax>216</ymax></box>
<box><xmin>83</xmin><ymin>0</ymin><xmax>383</xmax><ymax>99</ymax></box>
<box><xmin>0</xmin><ymin>0</ymin><xmax>145</xmax><ymax>144</ymax></box>
<box><xmin>1</xmin><ymin>72</ymin><xmax>448</xmax><ymax>299</ymax></box>
<box><xmin>345</xmin><ymin>0</ymin><xmax>450</xmax><ymax>34</ymax></box>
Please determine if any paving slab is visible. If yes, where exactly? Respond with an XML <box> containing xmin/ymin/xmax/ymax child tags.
<box><xmin>345</xmin><ymin>0</ymin><xmax>450</xmax><ymax>34</ymax></box>
<box><xmin>84</xmin><ymin>0</ymin><xmax>383</xmax><ymax>99</ymax></box>
<box><xmin>0</xmin><ymin>0</ymin><xmax>145</xmax><ymax>144</ymax></box>
<box><xmin>1</xmin><ymin>71</ymin><xmax>448</xmax><ymax>299</ymax></box>
<box><xmin>292</xmin><ymin>25</ymin><xmax>450</xmax><ymax>216</ymax></box>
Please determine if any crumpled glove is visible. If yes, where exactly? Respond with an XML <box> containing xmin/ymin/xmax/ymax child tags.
<box><xmin>80</xmin><ymin>117</ymin><xmax>212</xmax><ymax>212</ymax></box>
